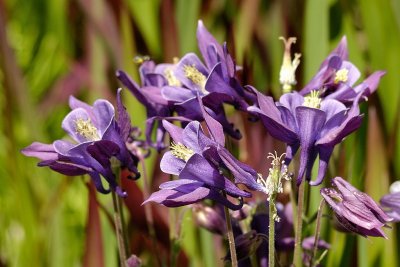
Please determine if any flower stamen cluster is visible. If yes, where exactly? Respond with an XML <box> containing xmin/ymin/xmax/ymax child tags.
<box><xmin>334</xmin><ymin>68</ymin><xmax>349</xmax><ymax>84</ymax></box>
<box><xmin>183</xmin><ymin>64</ymin><xmax>207</xmax><ymax>92</ymax></box>
<box><xmin>170</xmin><ymin>142</ymin><xmax>194</xmax><ymax>162</ymax></box>
<box><xmin>164</xmin><ymin>67</ymin><xmax>182</xmax><ymax>87</ymax></box>
<box><xmin>303</xmin><ymin>90</ymin><xmax>321</xmax><ymax>109</ymax></box>
<box><xmin>75</xmin><ymin>118</ymin><xmax>100</xmax><ymax>141</ymax></box>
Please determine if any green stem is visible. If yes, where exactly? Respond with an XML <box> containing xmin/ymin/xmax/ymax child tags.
<box><xmin>269</xmin><ymin>200</ymin><xmax>275</xmax><ymax>267</ymax></box>
<box><xmin>224</xmin><ymin>205</ymin><xmax>238</xmax><ymax>267</ymax></box>
<box><xmin>137</xmin><ymin>151</ymin><xmax>162</xmax><ymax>266</ymax></box>
<box><xmin>310</xmin><ymin>199</ymin><xmax>325</xmax><ymax>267</ymax></box>
<box><xmin>112</xmin><ymin>191</ymin><xmax>128</xmax><ymax>267</ymax></box>
<box><xmin>111</xmin><ymin>167</ymin><xmax>129</xmax><ymax>267</ymax></box>
<box><xmin>293</xmin><ymin>181</ymin><xmax>305</xmax><ymax>267</ymax></box>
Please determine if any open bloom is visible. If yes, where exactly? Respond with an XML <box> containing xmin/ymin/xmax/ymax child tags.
<box><xmin>321</xmin><ymin>177</ymin><xmax>392</xmax><ymax>238</ymax></box>
<box><xmin>22</xmin><ymin>89</ymin><xmax>140</xmax><ymax>197</ymax></box>
<box><xmin>117</xmin><ymin>20</ymin><xmax>257</xmax><ymax>149</ymax></box>
<box><xmin>248</xmin><ymin>89</ymin><xmax>363</xmax><ymax>185</ymax></box>
<box><xmin>144</xmin><ymin>106</ymin><xmax>262</xmax><ymax>210</ymax></box>
<box><xmin>300</xmin><ymin>36</ymin><xmax>385</xmax><ymax>104</ymax></box>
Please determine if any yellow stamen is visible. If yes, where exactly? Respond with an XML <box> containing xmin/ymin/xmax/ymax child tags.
<box><xmin>279</xmin><ymin>37</ymin><xmax>301</xmax><ymax>93</ymax></box>
<box><xmin>75</xmin><ymin>118</ymin><xmax>100</xmax><ymax>141</ymax></box>
<box><xmin>183</xmin><ymin>64</ymin><xmax>207</xmax><ymax>92</ymax></box>
<box><xmin>334</xmin><ymin>68</ymin><xmax>349</xmax><ymax>84</ymax></box>
<box><xmin>133</xmin><ymin>55</ymin><xmax>150</xmax><ymax>64</ymax></box>
<box><xmin>164</xmin><ymin>68</ymin><xmax>182</xmax><ymax>87</ymax></box>
<box><xmin>170</xmin><ymin>142</ymin><xmax>194</xmax><ymax>162</ymax></box>
<box><xmin>303</xmin><ymin>90</ymin><xmax>321</xmax><ymax>109</ymax></box>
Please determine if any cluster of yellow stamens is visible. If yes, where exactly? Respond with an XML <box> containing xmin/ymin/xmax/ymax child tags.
<box><xmin>75</xmin><ymin>118</ymin><xmax>100</xmax><ymax>141</ymax></box>
<box><xmin>334</xmin><ymin>68</ymin><xmax>349</xmax><ymax>84</ymax></box>
<box><xmin>170</xmin><ymin>142</ymin><xmax>194</xmax><ymax>162</ymax></box>
<box><xmin>303</xmin><ymin>90</ymin><xmax>322</xmax><ymax>109</ymax></box>
<box><xmin>164</xmin><ymin>68</ymin><xmax>182</xmax><ymax>87</ymax></box>
<box><xmin>183</xmin><ymin>64</ymin><xmax>207</xmax><ymax>93</ymax></box>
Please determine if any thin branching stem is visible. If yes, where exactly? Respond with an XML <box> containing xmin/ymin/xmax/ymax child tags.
<box><xmin>224</xmin><ymin>204</ymin><xmax>238</xmax><ymax>267</ymax></box>
<box><xmin>112</xmin><ymin>190</ymin><xmax>128</xmax><ymax>267</ymax></box>
<box><xmin>269</xmin><ymin>199</ymin><xmax>276</xmax><ymax>267</ymax></box>
<box><xmin>311</xmin><ymin>199</ymin><xmax>325</xmax><ymax>267</ymax></box>
<box><xmin>293</xmin><ymin>181</ymin><xmax>305</xmax><ymax>267</ymax></box>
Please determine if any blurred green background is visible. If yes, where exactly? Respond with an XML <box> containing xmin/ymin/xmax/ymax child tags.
<box><xmin>1</xmin><ymin>0</ymin><xmax>399</xmax><ymax>266</ymax></box>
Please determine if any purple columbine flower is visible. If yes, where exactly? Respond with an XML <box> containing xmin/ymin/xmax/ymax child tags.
<box><xmin>21</xmin><ymin>89</ymin><xmax>140</xmax><ymax>197</ymax></box>
<box><xmin>299</xmin><ymin>36</ymin><xmax>385</xmax><ymax>104</ymax></box>
<box><xmin>144</xmin><ymin>105</ymin><xmax>263</xmax><ymax>210</ymax></box>
<box><xmin>161</xmin><ymin>21</ymin><xmax>256</xmax><ymax>139</ymax></box>
<box><xmin>380</xmin><ymin>181</ymin><xmax>400</xmax><ymax>222</ymax></box>
<box><xmin>321</xmin><ymin>177</ymin><xmax>392</xmax><ymax>238</ymax></box>
<box><xmin>248</xmin><ymin>89</ymin><xmax>363</xmax><ymax>185</ymax></box>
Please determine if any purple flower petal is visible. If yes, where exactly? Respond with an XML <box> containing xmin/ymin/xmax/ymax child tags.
<box><xmin>295</xmin><ymin>107</ymin><xmax>326</xmax><ymax>184</ymax></box>
<box><xmin>179</xmin><ymin>154</ymin><xmax>251</xmax><ymax>198</ymax></box>
<box><xmin>160</xmin><ymin>151</ymin><xmax>186</xmax><ymax>175</ymax></box>
<box><xmin>197</xmin><ymin>20</ymin><xmax>224</xmax><ymax>69</ymax></box>
<box><xmin>21</xmin><ymin>142</ymin><xmax>58</xmax><ymax>161</ymax></box>
<box><xmin>217</xmin><ymin>147</ymin><xmax>263</xmax><ymax>192</ymax></box>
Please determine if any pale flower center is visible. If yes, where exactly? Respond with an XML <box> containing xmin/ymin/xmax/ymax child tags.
<box><xmin>75</xmin><ymin>118</ymin><xmax>100</xmax><ymax>141</ymax></box>
<box><xmin>170</xmin><ymin>142</ymin><xmax>194</xmax><ymax>162</ymax></box>
<box><xmin>183</xmin><ymin>64</ymin><xmax>207</xmax><ymax>93</ymax></box>
<box><xmin>303</xmin><ymin>90</ymin><xmax>322</xmax><ymax>109</ymax></box>
<box><xmin>164</xmin><ymin>68</ymin><xmax>182</xmax><ymax>87</ymax></box>
<box><xmin>334</xmin><ymin>68</ymin><xmax>349</xmax><ymax>84</ymax></box>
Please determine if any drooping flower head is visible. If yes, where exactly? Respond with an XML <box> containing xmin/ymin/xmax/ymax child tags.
<box><xmin>321</xmin><ymin>177</ymin><xmax>392</xmax><ymax>238</ymax></box>
<box><xmin>248</xmin><ymin>89</ymin><xmax>363</xmax><ymax>185</ymax></box>
<box><xmin>22</xmin><ymin>89</ymin><xmax>140</xmax><ymax>197</ymax></box>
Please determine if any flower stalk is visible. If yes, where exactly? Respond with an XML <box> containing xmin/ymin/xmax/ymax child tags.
<box><xmin>111</xmin><ymin>166</ymin><xmax>129</xmax><ymax>267</ymax></box>
<box><xmin>257</xmin><ymin>152</ymin><xmax>290</xmax><ymax>267</ymax></box>
<box><xmin>293</xmin><ymin>181</ymin><xmax>305</xmax><ymax>267</ymax></box>
<box><xmin>268</xmin><ymin>200</ymin><xmax>276</xmax><ymax>267</ymax></box>
<box><xmin>310</xmin><ymin>199</ymin><xmax>325</xmax><ymax>267</ymax></box>
<box><xmin>224</xmin><ymin>203</ymin><xmax>238</xmax><ymax>267</ymax></box>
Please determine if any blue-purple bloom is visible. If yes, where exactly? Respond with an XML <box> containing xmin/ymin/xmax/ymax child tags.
<box><xmin>248</xmin><ymin>89</ymin><xmax>363</xmax><ymax>185</ymax></box>
<box><xmin>117</xmin><ymin>21</ymin><xmax>256</xmax><ymax>150</ymax></box>
<box><xmin>22</xmin><ymin>89</ymin><xmax>139</xmax><ymax>197</ymax></box>
<box><xmin>300</xmin><ymin>36</ymin><xmax>385</xmax><ymax>104</ymax></box>
<box><xmin>144</xmin><ymin>108</ymin><xmax>263</xmax><ymax>210</ymax></box>
<box><xmin>321</xmin><ymin>177</ymin><xmax>392</xmax><ymax>238</ymax></box>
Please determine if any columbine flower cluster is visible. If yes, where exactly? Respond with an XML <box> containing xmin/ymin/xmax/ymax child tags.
<box><xmin>21</xmin><ymin>19</ymin><xmax>399</xmax><ymax>267</ymax></box>
<box><xmin>117</xmin><ymin>21</ymin><xmax>255</xmax><ymax>151</ymax></box>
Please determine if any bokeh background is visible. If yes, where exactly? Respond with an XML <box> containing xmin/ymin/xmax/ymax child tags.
<box><xmin>1</xmin><ymin>0</ymin><xmax>400</xmax><ymax>266</ymax></box>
